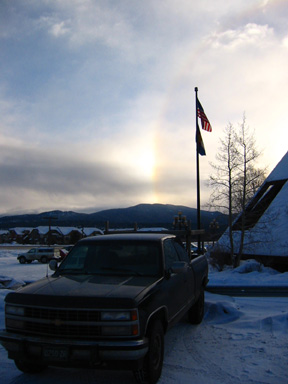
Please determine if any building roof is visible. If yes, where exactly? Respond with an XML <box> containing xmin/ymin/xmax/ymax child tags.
<box><xmin>266</xmin><ymin>151</ymin><xmax>288</xmax><ymax>182</ymax></box>
<box><xmin>217</xmin><ymin>151</ymin><xmax>288</xmax><ymax>257</ymax></box>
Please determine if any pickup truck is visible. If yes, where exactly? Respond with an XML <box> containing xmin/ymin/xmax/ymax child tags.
<box><xmin>17</xmin><ymin>247</ymin><xmax>57</xmax><ymax>264</ymax></box>
<box><xmin>0</xmin><ymin>233</ymin><xmax>208</xmax><ymax>384</ymax></box>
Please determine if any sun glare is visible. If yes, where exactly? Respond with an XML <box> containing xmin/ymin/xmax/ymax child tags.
<box><xmin>135</xmin><ymin>146</ymin><xmax>156</xmax><ymax>180</ymax></box>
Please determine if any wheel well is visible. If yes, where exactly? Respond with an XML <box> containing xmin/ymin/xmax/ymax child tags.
<box><xmin>145</xmin><ymin>308</ymin><xmax>167</xmax><ymax>335</ymax></box>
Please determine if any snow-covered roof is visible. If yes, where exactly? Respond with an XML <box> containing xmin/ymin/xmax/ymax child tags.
<box><xmin>10</xmin><ymin>227</ymin><xmax>34</xmax><ymax>235</ymax></box>
<box><xmin>83</xmin><ymin>227</ymin><xmax>104</xmax><ymax>236</ymax></box>
<box><xmin>56</xmin><ymin>227</ymin><xmax>81</xmax><ymax>236</ymax></box>
<box><xmin>5</xmin><ymin>226</ymin><xmax>104</xmax><ymax>237</ymax></box>
<box><xmin>266</xmin><ymin>151</ymin><xmax>288</xmax><ymax>182</ymax></box>
<box><xmin>34</xmin><ymin>226</ymin><xmax>68</xmax><ymax>235</ymax></box>
<box><xmin>138</xmin><ymin>227</ymin><xmax>168</xmax><ymax>232</ymax></box>
<box><xmin>34</xmin><ymin>226</ymin><xmax>53</xmax><ymax>235</ymax></box>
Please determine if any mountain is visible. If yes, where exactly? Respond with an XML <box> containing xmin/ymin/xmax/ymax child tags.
<box><xmin>0</xmin><ymin>204</ymin><xmax>227</xmax><ymax>231</ymax></box>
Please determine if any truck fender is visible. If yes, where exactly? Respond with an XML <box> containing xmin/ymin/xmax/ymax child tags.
<box><xmin>145</xmin><ymin>306</ymin><xmax>168</xmax><ymax>335</ymax></box>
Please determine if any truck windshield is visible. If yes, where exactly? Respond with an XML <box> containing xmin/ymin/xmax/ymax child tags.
<box><xmin>57</xmin><ymin>241</ymin><xmax>161</xmax><ymax>277</ymax></box>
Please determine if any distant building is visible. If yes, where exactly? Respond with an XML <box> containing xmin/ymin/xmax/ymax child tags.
<box><xmin>0</xmin><ymin>229</ymin><xmax>9</xmax><ymax>243</ymax></box>
<box><xmin>2</xmin><ymin>226</ymin><xmax>104</xmax><ymax>245</ymax></box>
<box><xmin>8</xmin><ymin>228</ymin><xmax>34</xmax><ymax>244</ymax></box>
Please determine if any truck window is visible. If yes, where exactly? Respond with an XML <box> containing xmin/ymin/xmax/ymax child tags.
<box><xmin>163</xmin><ymin>239</ymin><xmax>180</xmax><ymax>270</ymax></box>
<box><xmin>58</xmin><ymin>241</ymin><xmax>161</xmax><ymax>276</ymax></box>
<box><xmin>60</xmin><ymin>245</ymin><xmax>90</xmax><ymax>270</ymax></box>
<box><xmin>173</xmin><ymin>242</ymin><xmax>190</xmax><ymax>263</ymax></box>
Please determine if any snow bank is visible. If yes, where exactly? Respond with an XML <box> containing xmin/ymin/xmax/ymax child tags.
<box><xmin>208</xmin><ymin>259</ymin><xmax>288</xmax><ymax>286</ymax></box>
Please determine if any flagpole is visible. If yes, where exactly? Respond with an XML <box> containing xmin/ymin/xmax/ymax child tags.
<box><xmin>195</xmin><ymin>87</ymin><xmax>201</xmax><ymax>252</ymax></box>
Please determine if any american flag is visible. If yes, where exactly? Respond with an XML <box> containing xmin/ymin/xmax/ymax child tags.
<box><xmin>196</xmin><ymin>97</ymin><xmax>212</xmax><ymax>132</ymax></box>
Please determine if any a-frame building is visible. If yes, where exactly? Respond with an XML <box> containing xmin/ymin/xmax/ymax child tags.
<box><xmin>216</xmin><ymin>151</ymin><xmax>288</xmax><ymax>269</ymax></box>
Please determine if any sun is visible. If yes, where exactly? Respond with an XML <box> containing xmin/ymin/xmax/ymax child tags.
<box><xmin>135</xmin><ymin>146</ymin><xmax>156</xmax><ymax>181</ymax></box>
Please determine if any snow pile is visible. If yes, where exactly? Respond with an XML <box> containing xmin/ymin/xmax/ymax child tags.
<box><xmin>231</xmin><ymin>259</ymin><xmax>278</xmax><ymax>274</ymax></box>
<box><xmin>0</xmin><ymin>276</ymin><xmax>25</xmax><ymax>290</ymax></box>
<box><xmin>205</xmin><ymin>299</ymin><xmax>243</xmax><ymax>324</ymax></box>
<box><xmin>208</xmin><ymin>259</ymin><xmax>288</xmax><ymax>286</ymax></box>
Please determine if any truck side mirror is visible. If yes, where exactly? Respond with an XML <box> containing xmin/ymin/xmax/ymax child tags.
<box><xmin>171</xmin><ymin>261</ymin><xmax>188</xmax><ymax>274</ymax></box>
<box><xmin>49</xmin><ymin>259</ymin><xmax>58</xmax><ymax>271</ymax></box>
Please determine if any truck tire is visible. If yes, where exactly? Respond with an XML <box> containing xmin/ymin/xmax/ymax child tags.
<box><xmin>14</xmin><ymin>359</ymin><xmax>47</xmax><ymax>374</ymax></box>
<box><xmin>188</xmin><ymin>288</ymin><xmax>205</xmax><ymax>324</ymax></box>
<box><xmin>134</xmin><ymin>319</ymin><xmax>164</xmax><ymax>384</ymax></box>
<box><xmin>40</xmin><ymin>256</ymin><xmax>48</xmax><ymax>264</ymax></box>
<box><xmin>18</xmin><ymin>256</ymin><xmax>26</xmax><ymax>264</ymax></box>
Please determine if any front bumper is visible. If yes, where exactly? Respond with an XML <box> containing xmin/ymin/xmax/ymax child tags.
<box><xmin>0</xmin><ymin>330</ymin><xmax>148</xmax><ymax>369</ymax></box>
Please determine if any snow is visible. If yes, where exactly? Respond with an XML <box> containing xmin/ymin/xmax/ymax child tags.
<box><xmin>0</xmin><ymin>248</ymin><xmax>288</xmax><ymax>384</ymax></box>
<box><xmin>208</xmin><ymin>259</ymin><xmax>288</xmax><ymax>286</ymax></box>
<box><xmin>266</xmin><ymin>151</ymin><xmax>288</xmax><ymax>182</ymax></box>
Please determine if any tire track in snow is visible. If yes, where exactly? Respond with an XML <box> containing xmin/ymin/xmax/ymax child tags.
<box><xmin>160</xmin><ymin>318</ymin><xmax>279</xmax><ymax>384</ymax></box>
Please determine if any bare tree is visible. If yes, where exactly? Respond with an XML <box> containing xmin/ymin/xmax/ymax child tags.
<box><xmin>208</xmin><ymin>123</ymin><xmax>240</xmax><ymax>264</ymax></box>
<box><xmin>233</xmin><ymin>116</ymin><xmax>266</xmax><ymax>267</ymax></box>
<box><xmin>209</xmin><ymin>116</ymin><xmax>266</xmax><ymax>267</ymax></box>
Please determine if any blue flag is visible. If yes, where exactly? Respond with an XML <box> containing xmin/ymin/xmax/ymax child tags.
<box><xmin>196</xmin><ymin>123</ymin><xmax>206</xmax><ymax>156</ymax></box>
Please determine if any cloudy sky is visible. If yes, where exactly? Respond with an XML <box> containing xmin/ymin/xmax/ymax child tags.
<box><xmin>0</xmin><ymin>0</ymin><xmax>287</xmax><ymax>216</ymax></box>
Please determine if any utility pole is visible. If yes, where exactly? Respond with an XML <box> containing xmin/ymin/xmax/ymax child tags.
<box><xmin>44</xmin><ymin>216</ymin><xmax>57</xmax><ymax>246</ymax></box>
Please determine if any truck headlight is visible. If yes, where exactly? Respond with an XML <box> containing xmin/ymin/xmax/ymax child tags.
<box><xmin>100</xmin><ymin>310</ymin><xmax>139</xmax><ymax>336</ymax></box>
<box><xmin>6</xmin><ymin>305</ymin><xmax>25</xmax><ymax>316</ymax></box>
<box><xmin>101</xmin><ymin>311</ymin><xmax>133</xmax><ymax>321</ymax></box>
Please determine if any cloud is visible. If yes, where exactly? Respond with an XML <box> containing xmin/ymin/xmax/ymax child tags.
<box><xmin>0</xmin><ymin>141</ymin><xmax>154</xmax><ymax>214</ymax></box>
<box><xmin>208</xmin><ymin>23</ymin><xmax>274</xmax><ymax>49</ymax></box>
<box><xmin>34</xmin><ymin>1</ymin><xmax>136</xmax><ymax>59</ymax></box>
<box><xmin>48</xmin><ymin>19</ymin><xmax>71</xmax><ymax>38</ymax></box>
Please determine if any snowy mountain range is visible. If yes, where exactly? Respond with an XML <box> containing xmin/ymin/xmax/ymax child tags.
<box><xmin>0</xmin><ymin>204</ymin><xmax>227</xmax><ymax>231</ymax></box>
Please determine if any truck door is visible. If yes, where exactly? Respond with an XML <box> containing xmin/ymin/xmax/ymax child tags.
<box><xmin>162</xmin><ymin>239</ymin><xmax>189</xmax><ymax>322</ymax></box>
<box><xmin>173</xmin><ymin>240</ymin><xmax>195</xmax><ymax>305</ymax></box>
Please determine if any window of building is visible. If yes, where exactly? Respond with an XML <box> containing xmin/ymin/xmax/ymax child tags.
<box><xmin>232</xmin><ymin>179</ymin><xmax>286</xmax><ymax>230</ymax></box>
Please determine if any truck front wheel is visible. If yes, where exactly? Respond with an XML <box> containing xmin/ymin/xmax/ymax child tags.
<box><xmin>14</xmin><ymin>359</ymin><xmax>47</xmax><ymax>374</ymax></box>
<box><xmin>134</xmin><ymin>319</ymin><xmax>164</xmax><ymax>384</ymax></box>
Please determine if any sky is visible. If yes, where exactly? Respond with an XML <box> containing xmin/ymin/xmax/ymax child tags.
<box><xmin>0</xmin><ymin>0</ymin><xmax>288</xmax><ymax>216</ymax></box>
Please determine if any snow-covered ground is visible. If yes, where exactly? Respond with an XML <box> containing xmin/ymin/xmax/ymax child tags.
<box><xmin>0</xmin><ymin>248</ymin><xmax>288</xmax><ymax>384</ymax></box>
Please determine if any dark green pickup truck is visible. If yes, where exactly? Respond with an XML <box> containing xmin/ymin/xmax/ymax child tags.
<box><xmin>0</xmin><ymin>233</ymin><xmax>208</xmax><ymax>384</ymax></box>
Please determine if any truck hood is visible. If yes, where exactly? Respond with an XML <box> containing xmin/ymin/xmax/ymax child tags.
<box><xmin>6</xmin><ymin>274</ymin><xmax>161</xmax><ymax>308</ymax></box>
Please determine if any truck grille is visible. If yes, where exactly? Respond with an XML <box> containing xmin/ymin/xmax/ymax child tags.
<box><xmin>26</xmin><ymin>307</ymin><xmax>101</xmax><ymax>322</ymax></box>
<box><xmin>25</xmin><ymin>320</ymin><xmax>101</xmax><ymax>338</ymax></box>
<box><xmin>11</xmin><ymin>307</ymin><xmax>102</xmax><ymax>339</ymax></box>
